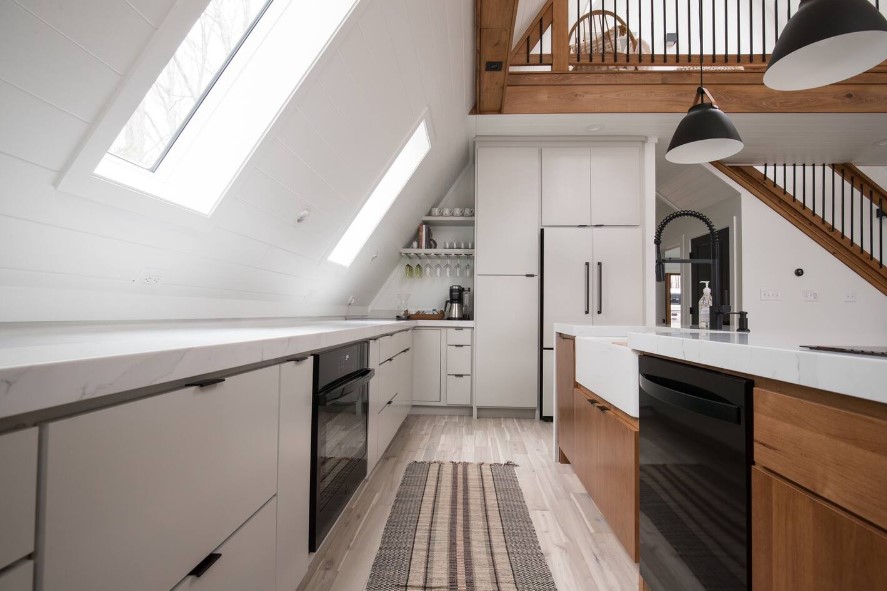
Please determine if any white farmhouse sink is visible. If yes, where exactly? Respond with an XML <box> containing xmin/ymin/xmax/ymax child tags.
<box><xmin>575</xmin><ymin>337</ymin><xmax>640</xmax><ymax>417</ymax></box>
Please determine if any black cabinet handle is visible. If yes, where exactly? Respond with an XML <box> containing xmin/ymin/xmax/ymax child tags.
<box><xmin>189</xmin><ymin>553</ymin><xmax>222</xmax><ymax>578</ymax></box>
<box><xmin>387</xmin><ymin>400</ymin><xmax>393</xmax><ymax>405</ymax></box>
<box><xmin>185</xmin><ymin>378</ymin><xmax>225</xmax><ymax>388</ymax></box>
<box><xmin>597</xmin><ymin>262</ymin><xmax>603</xmax><ymax>315</ymax></box>
<box><xmin>588</xmin><ymin>399</ymin><xmax>598</xmax><ymax>406</ymax></box>
<box><xmin>584</xmin><ymin>262</ymin><xmax>590</xmax><ymax>314</ymax></box>
<box><xmin>597</xmin><ymin>405</ymin><xmax>609</xmax><ymax>414</ymax></box>
<box><xmin>292</xmin><ymin>356</ymin><xmax>309</xmax><ymax>364</ymax></box>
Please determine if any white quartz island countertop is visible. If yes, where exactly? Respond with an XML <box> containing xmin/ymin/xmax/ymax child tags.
<box><xmin>0</xmin><ymin>318</ymin><xmax>472</xmax><ymax>421</ymax></box>
<box><xmin>628</xmin><ymin>328</ymin><xmax>887</xmax><ymax>405</ymax></box>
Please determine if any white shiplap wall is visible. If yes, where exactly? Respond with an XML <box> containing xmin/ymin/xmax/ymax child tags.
<box><xmin>0</xmin><ymin>0</ymin><xmax>475</xmax><ymax>321</ymax></box>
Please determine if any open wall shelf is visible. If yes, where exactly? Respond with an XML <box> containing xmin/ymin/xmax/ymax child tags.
<box><xmin>420</xmin><ymin>216</ymin><xmax>475</xmax><ymax>226</ymax></box>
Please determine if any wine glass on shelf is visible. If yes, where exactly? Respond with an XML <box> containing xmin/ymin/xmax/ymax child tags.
<box><xmin>444</xmin><ymin>255</ymin><xmax>452</xmax><ymax>278</ymax></box>
<box><xmin>424</xmin><ymin>259</ymin><xmax>433</xmax><ymax>280</ymax></box>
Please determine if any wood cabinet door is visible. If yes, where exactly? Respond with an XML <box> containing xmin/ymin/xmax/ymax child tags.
<box><xmin>592</xmin><ymin>227</ymin><xmax>644</xmax><ymax>325</ymax></box>
<box><xmin>597</xmin><ymin>408</ymin><xmax>639</xmax><ymax>562</ymax></box>
<box><xmin>475</xmin><ymin>146</ymin><xmax>540</xmax><ymax>275</ymax></box>
<box><xmin>589</xmin><ymin>145</ymin><xmax>642</xmax><ymax>226</ymax></box>
<box><xmin>555</xmin><ymin>336</ymin><xmax>575</xmax><ymax>462</ymax></box>
<box><xmin>542</xmin><ymin>147</ymin><xmax>591</xmax><ymax>226</ymax></box>
<box><xmin>753</xmin><ymin>467</ymin><xmax>887</xmax><ymax>590</ymax></box>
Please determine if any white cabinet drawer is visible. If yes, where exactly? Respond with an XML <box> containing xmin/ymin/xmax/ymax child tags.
<box><xmin>172</xmin><ymin>498</ymin><xmax>276</xmax><ymax>591</ymax></box>
<box><xmin>378</xmin><ymin>334</ymin><xmax>395</xmax><ymax>362</ymax></box>
<box><xmin>0</xmin><ymin>428</ymin><xmax>37</xmax><ymax>570</ymax></box>
<box><xmin>446</xmin><ymin>375</ymin><xmax>472</xmax><ymax>406</ymax></box>
<box><xmin>41</xmin><ymin>367</ymin><xmax>279</xmax><ymax>591</ymax></box>
<box><xmin>447</xmin><ymin>345</ymin><xmax>472</xmax><ymax>375</ymax></box>
<box><xmin>0</xmin><ymin>560</ymin><xmax>32</xmax><ymax>591</ymax></box>
<box><xmin>446</xmin><ymin>328</ymin><xmax>472</xmax><ymax>346</ymax></box>
<box><xmin>392</xmin><ymin>329</ymin><xmax>412</xmax><ymax>357</ymax></box>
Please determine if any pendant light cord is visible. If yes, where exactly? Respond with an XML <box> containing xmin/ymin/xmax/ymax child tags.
<box><xmin>698</xmin><ymin>0</ymin><xmax>704</xmax><ymax>90</ymax></box>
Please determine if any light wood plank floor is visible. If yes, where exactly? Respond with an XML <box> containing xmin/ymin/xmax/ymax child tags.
<box><xmin>299</xmin><ymin>415</ymin><xmax>639</xmax><ymax>591</ymax></box>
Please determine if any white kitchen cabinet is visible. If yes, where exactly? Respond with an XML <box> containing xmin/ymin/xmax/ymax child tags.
<box><xmin>542</xmin><ymin>147</ymin><xmax>592</xmax><ymax>226</ymax></box>
<box><xmin>476</xmin><ymin>146</ymin><xmax>540</xmax><ymax>275</ymax></box>
<box><xmin>592</xmin><ymin>227</ymin><xmax>644</xmax><ymax>325</ymax></box>
<box><xmin>589</xmin><ymin>145</ymin><xmax>642</xmax><ymax>226</ymax></box>
<box><xmin>412</xmin><ymin>329</ymin><xmax>442</xmax><ymax>403</ymax></box>
<box><xmin>475</xmin><ymin>275</ymin><xmax>539</xmax><ymax>408</ymax></box>
<box><xmin>446</xmin><ymin>375</ymin><xmax>472</xmax><ymax>405</ymax></box>
<box><xmin>40</xmin><ymin>367</ymin><xmax>279</xmax><ymax>591</ymax></box>
<box><xmin>542</xmin><ymin>227</ymin><xmax>596</xmax><ymax>348</ymax></box>
<box><xmin>0</xmin><ymin>428</ymin><xmax>37</xmax><ymax>570</ymax></box>
<box><xmin>446</xmin><ymin>345</ymin><xmax>472</xmax><ymax>375</ymax></box>
<box><xmin>446</xmin><ymin>327</ymin><xmax>472</xmax><ymax>346</ymax></box>
<box><xmin>0</xmin><ymin>560</ymin><xmax>32</xmax><ymax>591</ymax></box>
<box><xmin>276</xmin><ymin>357</ymin><xmax>313</xmax><ymax>591</ymax></box>
<box><xmin>172</xmin><ymin>498</ymin><xmax>276</xmax><ymax>591</ymax></box>
<box><xmin>542</xmin><ymin>349</ymin><xmax>554</xmax><ymax>418</ymax></box>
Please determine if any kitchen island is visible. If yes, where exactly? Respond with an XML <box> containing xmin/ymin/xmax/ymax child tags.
<box><xmin>555</xmin><ymin>324</ymin><xmax>887</xmax><ymax>590</ymax></box>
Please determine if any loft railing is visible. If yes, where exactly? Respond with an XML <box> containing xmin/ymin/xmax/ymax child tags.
<box><xmin>757</xmin><ymin>164</ymin><xmax>885</xmax><ymax>269</ymax></box>
<box><xmin>511</xmin><ymin>0</ymin><xmax>887</xmax><ymax>70</ymax></box>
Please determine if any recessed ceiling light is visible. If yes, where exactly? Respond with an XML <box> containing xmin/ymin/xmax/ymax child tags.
<box><xmin>876</xmin><ymin>138</ymin><xmax>887</xmax><ymax>146</ymax></box>
<box><xmin>585</xmin><ymin>124</ymin><xmax>603</xmax><ymax>132</ymax></box>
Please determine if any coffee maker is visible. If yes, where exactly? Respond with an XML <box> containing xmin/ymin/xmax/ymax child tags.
<box><xmin>444</xmin><ymin>285</ymin><xmax>470</xmax><ymax>320</ymax></box>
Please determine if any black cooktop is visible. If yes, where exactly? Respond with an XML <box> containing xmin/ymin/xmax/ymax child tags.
<box><xmin>801</xmin><ymin>345</ymin><xmax>887</xmax><ymax>358</ymax></box>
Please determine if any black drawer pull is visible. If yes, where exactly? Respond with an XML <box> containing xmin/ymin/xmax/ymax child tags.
<box><xmin>292</xmin><ymin>356</ymin><xmax>309</xmax><ymax>364</ymax></box>
<box><xmin>189</xmin><ymin>553</ymin><xmax>222</xmax><ymax>578</ymax></box>
<box><xmin>387</xmin><ymin>400</ymin><xmax>393</xmax><ymax>405</ymax></box>
<box><xmin>597</xmin><ymin>405</ymin><xmax>609</xmax><ymax>413</ymax></box>
<box><xmin>185</xmin><ymin>378</ymin><xmax>225</xmax><ymax>388</ymax></box>
<box><xmin>588</xmin><ymin>399</ymin><xmax>598</xmax><ymax>406</ymax></box>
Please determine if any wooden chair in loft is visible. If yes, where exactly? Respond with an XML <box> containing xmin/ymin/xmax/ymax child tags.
<box><xmin>568</xmin><ymin>10</ymin><xmax>649</xmax><ymax>70</ymax></box>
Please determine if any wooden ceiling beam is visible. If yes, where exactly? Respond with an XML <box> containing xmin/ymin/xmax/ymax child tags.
<box><xmin>476</xmin><ymin>0</ymin><xmax>520</xmax><ymax>114</ymax></box>
<box><xmin>501</xmin><ymin>71</ymin><xmax>887</xmax><ymax>113</ymax></box>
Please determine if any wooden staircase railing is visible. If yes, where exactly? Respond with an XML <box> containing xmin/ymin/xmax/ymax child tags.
<box><xmin>712</xmin><ymin>162</ymin><xmax>887</xmax><ymax>297</ymax></box>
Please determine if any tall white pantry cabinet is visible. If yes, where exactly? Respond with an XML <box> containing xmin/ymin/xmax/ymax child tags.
<box><xmin>474</xmin><ymin>140</ymin><xmax>650</xmax><ymax>413</ymax></box>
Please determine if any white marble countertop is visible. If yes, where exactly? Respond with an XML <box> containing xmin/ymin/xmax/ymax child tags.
<box><xmin>0</xmin><ymin>318</ymin><xmax>421</xmax><ymax>421</ymax></box>
<box><xmin>553</xmin><ymin>323</ymin><xmax>643</xmax><ymax>339</ymax></box>
<box><xmin>627</xmin><ymin>328</ymin><xmax>887</xmax><ymax>405</ymax></box>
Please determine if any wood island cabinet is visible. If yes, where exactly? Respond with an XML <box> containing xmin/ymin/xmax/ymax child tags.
<box><xmin>752</xmin><ymin>384</ymin><xmax>887</xmax><ymax>590</ymax></box>
<box><xmin>555</xmin><ymin>333</ymin><xmax>575</xmax><ymax>462</ymax></box>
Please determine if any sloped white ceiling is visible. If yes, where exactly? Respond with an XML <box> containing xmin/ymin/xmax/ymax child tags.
<box><xmin>0</xmin><ymin>0</ymin><xmax>475</xmax><ymax>321</ymax></box>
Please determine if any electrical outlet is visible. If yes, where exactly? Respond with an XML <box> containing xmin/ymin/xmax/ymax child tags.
<box><xmin>802</xmin><ymin>289</ymin><xmax>819</xmax><ymax>302</ymax></box>
<box><xmin>843</xmin><ymin>290</ymin><xmax>858</xmax><ymax>303</ymax></box>
<box><xmin>760</xmin><ymin>289</ymin><xmax>781</xmax><ymax>301</ymax></box>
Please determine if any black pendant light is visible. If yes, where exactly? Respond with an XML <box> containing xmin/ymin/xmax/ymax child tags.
<box><xmin>666</xmin><ymin>1</ymin><xmax>743</xmax><ymax>164</ymax></box>
<box><xmin>765</xmin><ymin>0</ymin><xmax>887</xmax><ymax>91</ymax></box>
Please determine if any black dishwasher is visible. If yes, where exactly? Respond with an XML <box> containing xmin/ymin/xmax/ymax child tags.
<box><xmin>638</xmin><ymin>356</ymin><xmax>753</xmax><ymax>591</ymax></box>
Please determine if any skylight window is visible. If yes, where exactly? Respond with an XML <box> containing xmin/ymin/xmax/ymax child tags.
<box><xmin>109</xmin><ymin>0</ymin><xmax>272</xmax><ymax>171</ymax></box>
<box><xmin>94</xmin><ymin>0</ymin><xmax>357</xmax><ymax>215</ymax></box>
<box><xmin>328</xmin><ymin>120</ymin><xmax>431</xmax><ymax>267</ymax></box>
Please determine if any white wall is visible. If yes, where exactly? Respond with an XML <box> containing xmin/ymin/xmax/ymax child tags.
<box><xmin>0</xmin><ymin>0</ymin><xmax>475</xmax><ymax>322</ymax></box>
<box><xmin>739</xmin><ymin>192</ymin><xmax>887</xmax><ymax>343</ymax></box>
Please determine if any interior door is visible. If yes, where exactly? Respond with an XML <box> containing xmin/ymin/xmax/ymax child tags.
<box><xmin>542</xmin><ymin>227</ymin><xmax>595</xmax><ymax>348</ymax></box>
<box><xmin>592</xmin><ymin>227</ymin><xmax>644</xmax><ymax>325</ymax></box>
<box><xmin>475</xmin><ymin>275</ymin><xmax>539</xmax><ymax>409</ymax></box>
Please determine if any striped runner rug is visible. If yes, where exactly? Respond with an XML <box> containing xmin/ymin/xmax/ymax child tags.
<box><xmin>366</xmin><ymin>461</ymin><xmax>557</xmax><ymax>591</ymax></box>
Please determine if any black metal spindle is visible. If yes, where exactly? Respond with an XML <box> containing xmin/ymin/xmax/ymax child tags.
<box><xmin>851</xmin><ymin>176</ymin><xmax>855</xmax><ymax>244</ymax></box>
<box><xmin>639</xmin><ymin>0</ymin><xmax>643</xmax><ymax>61</ymax></box>
<box><xmin>749</xmin><ymin>0</ymin><xmax>754</xmax><ymax>62</ymax></box>
<box><xmin>576</xmin><ymin>0</ymin><xmax>581</xmax><ymax>62</ymax></box>
<box><xmin>724</xmin><ymin>0</ymin><xmax>728</xmax><ymax>61</ymax></box>
<box><xmin>775</xmin><ymin>0</ymin><xmax>779</xmax><ymax>44</ymax></box>
<box><xmin>675</xmin><ymin>0</ymin><xmax>680</xmax><ymax>61</ymax></box>
<box><xmin>831</xmin><ymin>165</ymin><xmax>835</xmax><ymax>231</ymax></box>
<box><xmin>527</xmin><ymin>37</ymin><xmax>531</xmax><ymax>64</ymax></box>
<box><xmin>626</xmin><ymin>0</ymin><xmax>630</xmax><ymax>63</ymax></box>
<box><xmin>878</xmin><ymin>195</ymin><xmax>884</xmax><ymax>268</ymax></box>
<box><xmin>783</xmin><ymin>164</ymin><xmax>787</xmax><ymax>194</ymax></box>
<box><xmin>802</xmin><ymin>163</ymin><xmax>806</xmax><ymax>209</ymax></box>
<box><xmin>860</xmin><ymin>182</ymin><xmax>865</xmax><ymax>253</ymax></box>
<box><xmin>765</xmin><ymin>164</ymin><xmax>768</xmax><ymax>180</ymax></box>
<box><xmin>651</xmin><ymin>0</ymin><xmax>655</xmax><ymax>62</ymax></box>
<box><xmin>841</xmin><ymin>168</ymin><xmax>846</xmax><ymax>238</ymax></box>
<box><xmin>539</xmin><ymin>19</ymin><xmax>543</xmax><ymax>64</ymax></box>
<box><xmin>736</xmin><ymin>0</ymin><xmax>741</xmax><ymax>62</ymax></box>
<box><xmin>711</xmin><ymin>0</ymin><xmax>715</xmax><ymax>62</ymax></box>
<box><xmin>762</xmin><ymin>0</ymin><xmax>766</xmax><ymax>56</ymax></box>
<box><xmin>613</xmin><ymin>6</ymin><xmax>618</xmax><ymax>62</ymax></box>
<box><xmin>793</xmin><ymin>164</ymin><xmax>797</xmax><ymax>202</ymax></box>
<box><xmin>870</xmin><ymin>190</ymin><xmax>875</xmax><ymax>259</ymax></box>
<box><xmin>662</xmin><ymin>0</ymin><xmax>667</xmax><ymax>63</ymax></box>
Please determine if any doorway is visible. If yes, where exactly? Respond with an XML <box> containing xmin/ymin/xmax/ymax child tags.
<box><xmin>689</xmin><ymin>227</ymin><xmax>730</xmax><ymax>327</ymax></box>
